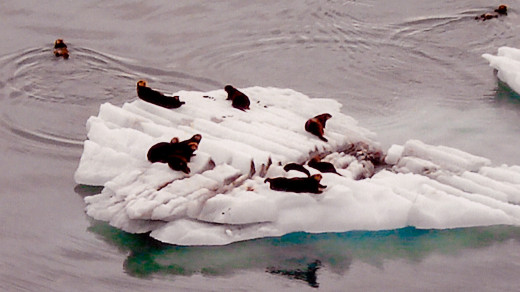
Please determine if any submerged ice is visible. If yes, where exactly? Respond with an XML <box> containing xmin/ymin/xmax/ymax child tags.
<box><xmin>483</xmin><ymin>46</ymin><xmax>520</xmax><ymax>95</ymax></box>
<box><xmin>75</xmin><ymin>86</ymin><xmax>520</xmax><ymax>246</ymax></box>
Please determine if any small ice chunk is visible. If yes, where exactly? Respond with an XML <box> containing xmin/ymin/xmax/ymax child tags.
<box><xmin>385</xmin><ymin>144</ymin><xmax>404</xmax><ymax>165</ymax></box>
<box><xmin>402</xmin><ymin>140</ymin><xmax>490</xmax><ymax>172</ymax></box>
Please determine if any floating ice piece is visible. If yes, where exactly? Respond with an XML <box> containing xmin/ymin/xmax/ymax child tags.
<box><xmin>483</xmin><ymin>46</ymin><xmax>520</xmax><ymax>95</ymax></box>
<box><xmin>400</xmin><ymin>140</ymin><xmax>491</xmax><ymax>173</ymax></box>
<box><xmin>75</xmin><ymin>87</ymin><xmax>520</xmax><ymax>246</ymax></box>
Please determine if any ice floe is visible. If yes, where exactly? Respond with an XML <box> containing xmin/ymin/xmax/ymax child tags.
<box><xmin>483</xmin><ymin>46</ymin><xmax>520</xmax><ymax>95</ymax></box>
<box><xmin>75</xmin><ymin>86</ymin><xmax>520</xmax><ymax>246</ymax></box>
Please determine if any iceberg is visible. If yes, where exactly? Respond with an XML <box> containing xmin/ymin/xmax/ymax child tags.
<box><xmin>75</xmin><ymin>86</ymin><xmax>520</xmax><ymax>246</ymax></box>
<box><xmin>483</xmin><ymin>46</ymin><xmax>520</xmax><ymax>95</ymax></box>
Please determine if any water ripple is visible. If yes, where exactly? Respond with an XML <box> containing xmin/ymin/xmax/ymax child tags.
<box><xmin>0</xmin><ymin>44</ymin><xmax>220</xmax><ymax>152</ymax></box>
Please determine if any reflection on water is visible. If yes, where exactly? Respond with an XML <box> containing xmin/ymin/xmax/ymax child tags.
<box><xmin>267</xmin><ymin>260</ymin><xmax>322</xmax><ymax>288</ymax></box>
<box><xmin>494</xmin><ymin>80</ymin><xmax>520</xmax><ymax>104</ymax></box>
<box><xmin>87</xmin><ymin>217</ymin><xmax>520</xmax><ymax>288</ymax></box>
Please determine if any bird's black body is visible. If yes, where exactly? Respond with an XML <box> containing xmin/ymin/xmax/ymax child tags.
<box><xmin>475</xmin><ymin>4</ymin><xmax>508</xmax><ymax>21</ymax></box>
<box><xmin>305</xmin><ymin>113</ymin><xmax>332</xmax><ymax>142</ymax></box>
<box><xmin>147</xmin><ymin>134</ymin><xmax>202</xmax><ymax>174</ymax></box>
<box><xmin>167</xmin><ymin>155</ymin><xmax>191</xmax><ymax>174</ymax></box>
<box><xmin>147</xmin><ymin>142</ymin><xmax>172</xmax><ymax>163</ymax></box>
<box><xmin>495</xmin><ymin>4</ymin><xmax>508</xmax><ymax>15</ymax></box>
<box><xmin>53</xmin><ymin>39</ymin><xmax>69</xmax><ymax>59</ymax></box>
<box><xmin>225</xmin><ymin>85</ymin><xmax>250</xmax><ymax>111</ymax></box>
<box><xmin>283</xmin><ymin>163</ymin><xmax>311</xmax><ymax>177</ymax></box>
<box><xmin>265</xmin><ymin>174</ymin><xmax>326</xmax><ymax>194</ymax></box>
<box><xmin>308</xmin><ymin>157</ymin><xmax>342</xmax><ymax>176</ymax></box>
<box><xmin>137</xmin><ymin>80</ymin><xmax>185</xmax><ymax>109</ymax></box>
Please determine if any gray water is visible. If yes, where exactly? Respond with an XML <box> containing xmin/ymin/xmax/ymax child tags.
<box><xmin>2</xmin><ymin>1</ymin><xmax>520</xmax><ymax>291</ymax></box>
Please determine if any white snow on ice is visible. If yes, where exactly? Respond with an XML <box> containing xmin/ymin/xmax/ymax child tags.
<box><xmin>75</xmin><ymin>86</ymin><xmax>520</xmax><ymax>246</ymax></box>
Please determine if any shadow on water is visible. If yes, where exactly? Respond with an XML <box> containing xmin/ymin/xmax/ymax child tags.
<box><xmin>493</xmin><ymin>80</ymin><xmax>520</xmax><ymax>105</ymax></box>
<box><xmin>74</xmin><ymin>184</ymin><xmax>104</xmax><ymax>198</ymax></box>
<box><xmin>86</xmin><ymin>217</ymin><xmax>520</xmax><ymax>288</ymax></box>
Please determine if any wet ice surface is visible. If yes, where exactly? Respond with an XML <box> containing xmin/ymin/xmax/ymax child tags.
<box><xmin>76</xmin><ymin>86</ymin><xmax>520</xmax><ymax>246</ymax></box>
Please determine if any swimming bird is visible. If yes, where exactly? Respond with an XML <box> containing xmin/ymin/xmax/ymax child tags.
<box><xmin>475</xmin><ymin>4</ymin><xmax>508</xmax><ymax>21</ymax></box>
<box><xmin>136</xmin><ymin>80</ymin><xmax>185</xmax><ymax>109</ymax></box>
<box><xmin>495</xmin><ymin>4</ymin><xmax>508</xmax><ymax>15</ymax></box>
<box><xmin>53</xmin><ymin>39</ymin><xmax>69</xmax><ymax>59</ymax></box>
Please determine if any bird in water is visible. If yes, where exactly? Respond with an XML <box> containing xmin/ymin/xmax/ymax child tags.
<box><xmin>495</xmin><ymin>4</ymin><xmax>508</xmax><ymax>15</ymax></box>
<box><xmin>475</xmin><ymin>4</ymin><xmax>508</xmax><ymax>21</ymax></box>
<box><xmin>53</xmin><ymin>39</ymin><xmax>69</xmax><ymax>59</ymax></box>
<box><xmin>136</xmin><ymin>80</ymin><xmax>185</xmax><ymax>109</ymax></box>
